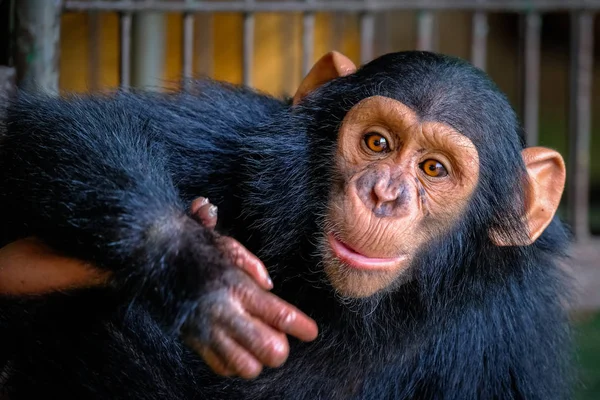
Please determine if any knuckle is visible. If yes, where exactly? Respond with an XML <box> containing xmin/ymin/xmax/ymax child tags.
<box><xmin>274</xmin><ymin>308</ymin><xmax>296</xmax><ymax>330</ymax></box>
<box><xmin>229</xmin><ymin>243</ymin><xmax>244</xmax><ymax>264</ymax></box>
<box><xmin>237</xmin><ymin>361</ymin><xmax>262</xmax><ymax>380</ymax></box>
<box><xmin>205</xmin><ymin>293</ymin><xmax>235</xmax><ymax>321</ymax></box>
<box><xmin>221</xmin><ymin>237</ymin><xmax>238</xmax><ymax>252</ymax></box>
<box><xmin>230</xmin><ymin>279</ymin><xmax>255</xmax><ymax>302</ymax></box>
<box><xmin>263</xmin><ymin>336</ymin><xmax>289</xmax><ymax>367</ymax></box>
<box><xmin>227</xmin><ymin>238</ymin><xmax>241</xmax><ymax>251</ymax></box>
<box><xmin>247</xmin><ymin>330</ymin><xmax>289</xmax><ymax>367</ymax></box>
<box><xmin>221</xmin><ymin>238</ymin><xmax>250</xmax><ymax>265</ymax></box>
<box><xmin>225</xmin><ymin>350</ymin><xmax>261</xmax><ymax>378</ymax></box>
<box><xmin>181</xmin><ymin>311</ymin><xmax>216</xmax><ymax>347</ymax></box>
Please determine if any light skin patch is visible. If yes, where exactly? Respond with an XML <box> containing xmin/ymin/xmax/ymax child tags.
<box><xmin>414</xmin><ymin>177</ymin><xmax>429</xmax><ymax>216</ymax></box>
<box><xmin>323</xmin><ymin>95</ymin><xmax>480</xmax><ymax>298</ymax></box>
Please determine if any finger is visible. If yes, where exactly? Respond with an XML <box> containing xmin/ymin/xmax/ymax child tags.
<box><xmin>222</xmin><ymin>309</ymin><xmax>289</xmax><ymax>368</ymax></box>
<box><xmin>190</xmin><ymin>196</ymin><xmax>210</xmax><ymax>217</ymax></box>
<box><xmin>198</xmin><ymin>346</ymin><xmax>236</xmax><ymax>377</ymax></box>
<box><xmin>190</xmin><ymin>197</ymin><xmax>218</xmax><ymax>229</ymax></box>
<box><xmin>240</xmin><ymin>289</ymin><xmax>319</xmax><ymax>342</ymax></box>
<box><xmin>210</xmin><ymin>327</ymin><xmax>263</xmax><ymax>379</ymax></box>
<box><xmin>219</xmin><ymin>237</ymin><xmax>272</xmax><ymax>290</ymax></box>
<box><xmin>185</xmin><ymin>337</ymin><xmax>236</xmax><ymax>377</ymax></box>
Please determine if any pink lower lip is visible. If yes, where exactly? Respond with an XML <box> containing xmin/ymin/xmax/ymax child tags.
<box><xmin>326</xmin><ymin>233</ymin><xmax>406</xmax><ymax>271</ymax></box>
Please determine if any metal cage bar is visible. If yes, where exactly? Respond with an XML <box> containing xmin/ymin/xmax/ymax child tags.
<box><xmin>15</xmin><ymin>0</ymin><xmax>63</xmax><ymax>94</ymax></box>
<box><xmin>119</xmin><ymin>11</ymin><xmax>132</xmax><ymax>89</ymax></box>
<box><xmin>567</xmin><ymin>11</ymin><xmax>595</xmax><ymax>241</ymax></box>
<box><xmin>470</xmin><ymin>11</ymin><xmax>488</xmax><ymax>70</ymax></box>
<box><xmin>195</xmin><ymin>13</ymin><xmax>214</xmax><ymax>78</ymax></box>
<box><xmin>131</xmin><ymin>11</ymin><xmax>166</xmax><ymax>90</ymax></box>
<box><xmin>88</xmin><ymin>11</ymin><xmax>101</xmax><ymax>90</ymax></box>
<box><xmin>359</xmin><ymin>9</ymin><xmax>375</xmax><ymax>64</ymax></box>
<box><xmin>242</xmin><ymin>0</ymin><xmax>254</xmax><ymax>86</ymax></box>
<box><xmin>522</xmin><ymin>12</ymin><xmax>542</xmax><ymax>146</ymax></box>
<box><xmin>375</xmin><ymin>11</ymin><xmax>393</xmax><ymax>58</ymax></box>
<box><xmin>302</xmin><ymin>0</ymin><xmax>315</xmax><ymax>77</ymax></box>
<box><xmin>182</xmin><ymin>0</ymin><xmax>196</xmax><ymax>89</ymax></box>
<box><xmin>416</xmin><ymin>10</ymin><xmax>437</xmax><ymax>52</ymax></box>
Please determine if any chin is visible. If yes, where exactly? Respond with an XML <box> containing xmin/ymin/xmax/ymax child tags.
<box><xmin>320</xmin><ymin>233</ymin><xmax>412</xmax><ymax>298</ymax></box>
<box><xmin>323</xmin><ymin>256</ymin><xmax>410</xmax><ymax>299</ymax></box>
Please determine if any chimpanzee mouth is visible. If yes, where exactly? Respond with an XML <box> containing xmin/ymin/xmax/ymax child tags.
<box><xmin>326</xmin><ymin>233</ymin><xmax>407</xmax><ymax>271</ymax></box>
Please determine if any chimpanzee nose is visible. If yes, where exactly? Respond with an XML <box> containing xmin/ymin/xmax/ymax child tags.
<box><xmin>371</xmin><ymin>179</ymin><xmax>410</xmax><ymax>218</ymax></box>
<box><xmin>356</xmin><ymin>169</ymin><xmax>411</xmax><ymax>218</ymax></box>
<box><xmin>373</xmin><ymin>178</ymin><xmax>401</xmax><ymax>203</ymax></box>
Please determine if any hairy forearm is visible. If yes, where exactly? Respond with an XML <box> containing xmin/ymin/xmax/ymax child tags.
<box><xmin>0</xmin><ymin>94</ymin><xmax>227</xmax><ymax>330</ymax></box>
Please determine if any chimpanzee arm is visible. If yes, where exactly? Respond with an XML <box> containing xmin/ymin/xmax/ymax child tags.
<box><xmin>0</xmin><ymin>93</ymin><xmax>223</xmax><ymax>323</ymax></box>
<box><xmin>0</xmin><ymin>92</ymin><xmax>317</xmax><ymax>378</ymax></box>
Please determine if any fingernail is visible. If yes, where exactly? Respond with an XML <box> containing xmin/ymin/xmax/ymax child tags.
<box><xmin>259</xmin><ymin>267</ymin><xmax>273</xmax><ymax>288</ymax></box>
<box><xmin>201</xmin><ymin>197</ymin><xmax>210</xmax><ymax>206</ymax></box>
<box><xmin>208</xmin><ymin>205</ymin><xmax>218</xmax><ymax>218</ymax></box>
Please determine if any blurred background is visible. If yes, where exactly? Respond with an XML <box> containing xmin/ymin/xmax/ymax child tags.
<box><xmin>0</xmin><ymin>0</ymin><xmax>598</xmax><ymax>398</ymax></box>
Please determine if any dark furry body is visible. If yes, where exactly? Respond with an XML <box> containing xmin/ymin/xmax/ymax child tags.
<box><xmin>0</xmin><ymin>52</ymin><xmax>573</xmax><ymax>399</ymax></box>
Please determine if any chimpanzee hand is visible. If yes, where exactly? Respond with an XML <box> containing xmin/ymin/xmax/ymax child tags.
<box><xmin>182</xmin><ymin>197</ymin><xmax>319</xmax><ymax>379</ymax></box>
<box><xmin>189</xmin><ymin>197</ymin><xmax>272</xmax><ymax>289</ymax></box>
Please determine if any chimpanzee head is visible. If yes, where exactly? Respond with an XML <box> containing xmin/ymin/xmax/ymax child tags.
<box><xmin>292</xmin><ymin>51</ymin><xmax>566</xmax><ymax>299</ymax></box>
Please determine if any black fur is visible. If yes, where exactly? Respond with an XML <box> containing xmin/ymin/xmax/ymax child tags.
<box><xmin>0</xmin><ymin>51</ymin><xmax>573</xmax><ymax>399</ymax></box>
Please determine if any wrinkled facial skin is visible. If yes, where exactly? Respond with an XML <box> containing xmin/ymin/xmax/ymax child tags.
<box><xmin>323</xmin><ymin>96</ymin><xmax>480</xmax><ymax>298</ymax></box>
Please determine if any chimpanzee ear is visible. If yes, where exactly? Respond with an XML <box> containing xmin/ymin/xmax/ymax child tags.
<box><xmin>292</xmin><ymin>51</ymin><xmax>357</xmax><ymax>105</ymax></box>
<box><xmin>491</xmin><ymin>147</ymin><xmax>566</xmax><ymax>246</ymax></box>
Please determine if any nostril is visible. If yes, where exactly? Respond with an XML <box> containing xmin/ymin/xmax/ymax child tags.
<box><xmin>371</xmin><ymin>184</ymin><xmax>411</xmax><ymax>218</ymax></box>
<box><xmin>372</xmin><ymin>179</ymin><xmax>389</xmax><ymax>203</ymax></box>
<box><xmin>373</xmin><ymin>180</ymin><xmax>401</xmax><ymax>204</ymax></box>
<box><xmin>395</xmin><ymin>185</ymin><xmax>406</xmax><ymax>205</ymax></box>
<box><xmin>373</xmin><ymin>203</ymin><xmax>392</xmax><ymax>218</ymax></box>
<box><xmin>370</xmin><ymin>188</ymin><xmax>379</xmax><ymax>206</ymax></box>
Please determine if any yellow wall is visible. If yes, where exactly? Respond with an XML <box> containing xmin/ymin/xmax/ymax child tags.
<box><xmin>59</xmin><ymin>11</ymin><xmax>361</xmax><ymax>97</ymax></box>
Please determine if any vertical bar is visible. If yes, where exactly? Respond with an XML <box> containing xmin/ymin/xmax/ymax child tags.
<box><xmin>330</xmin><ymin>12</ymin><xmax>345</xmax><ymax>52</ymax></box>
<box><xmin>195</xmin><ymin>13</ymin><xmax>214</xmax><ymax>78</ymax></box>
<box><xmin>14</xmin><ymin>0</ymin><xmax>63</xmax><ymax>94</ymax></box>
<box><xmin>516</xmin><ymin>14</ymin><xmax>526</xmax><ymax>115</ymax></box>
<box><xmin>416</xmin><ymin>10</ymin><xmax>437</xmax><ymax>52</ymax></box>
<box><xmin>302</xmin><ymin>2</ymin><xmax>315</xmax><ymax>77</ymax></box>
<box><xmin>88</xmin><ymin>11</ymin><xmax>100</xmax><ymax>91</ymax></box>
<box><xmin>360</xmin><ymin>11</ymin><xmax>375</xmax><ymax>64</ymax></box>
<box><xmin>522</xmin><ymin>12</ymin><xmax>541</xmax><ymax>146</ymax></box>
<box><xmin>375</xmin><ymin>11</ymin><xmax>392</xmax><ymax>58</ymax></box>
<box><xmin>280</xmin><ymin>2</ymin><xmax>296</xmax><ymax>96</ymax></box>
<box><xmin>242</xmin><ymin>0</ymin><xmax>255</xmax><ymax>86</ymax></box>
<box><xmin>119</xmin><ymin>12</ymin><xmax>132</xmax><ymax>90</ymax></box>
<box><xmin>182</xmin><ymin>0</ymin><xmax>196</xmax><ymax>90</ymax></box>
<box><xmin>131</xmin><ymin>11</ymin><xmax>166</xmax><ymax>90</ymax></box>
<box><xmin>470</xmin><ymin>11</ymin><xmax>488</xmax><ymax>70</ymax></box>
<box><xmin>567</xmin><ymin>11</ymin><xmax>594</xmax><ymax>242</ymax></box>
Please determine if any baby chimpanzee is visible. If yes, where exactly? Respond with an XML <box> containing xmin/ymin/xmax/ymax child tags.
<box><xmin>0</xmin><ymin>51</ymin><xmax>572</xmax><ymax>400</ymax></box>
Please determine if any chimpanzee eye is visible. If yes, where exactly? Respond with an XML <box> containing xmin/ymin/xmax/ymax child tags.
<box><xmin>420</xmin><ymin>159</ymin><xmax>448</xmax><ymax>178</ymax></box>
<box><xmin>364</xmin><ymin>133</ymin><xmax>389</xmax><ymax>153</ymax></box>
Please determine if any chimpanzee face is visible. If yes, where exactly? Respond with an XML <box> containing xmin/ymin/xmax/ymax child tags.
<box><xmin>321</xmin><ymin>95</ymin><xmax>480</xmax><ymax>298</ymax></box>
